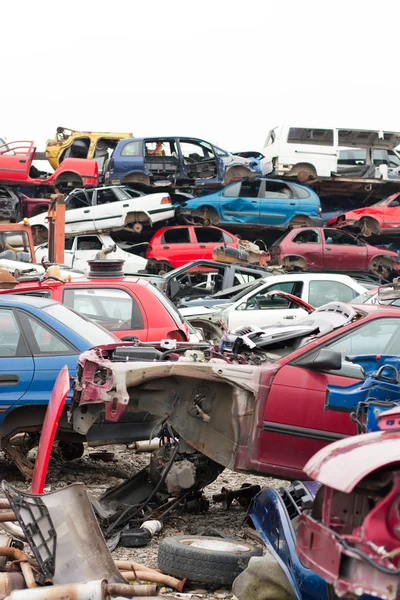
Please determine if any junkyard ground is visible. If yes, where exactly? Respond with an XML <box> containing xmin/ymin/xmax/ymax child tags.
<box><xmin>0</xmin><ymin>444</ymin><xmax>283</xmax><ymax>597</ymax></box>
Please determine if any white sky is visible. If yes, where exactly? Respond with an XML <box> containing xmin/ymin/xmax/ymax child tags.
<box><xmin>3</xmin><ymin>0</ymin><xmax>400</xmax><ymax>154</ymax></box>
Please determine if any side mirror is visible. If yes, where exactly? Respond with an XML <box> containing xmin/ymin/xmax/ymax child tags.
<box><xmin>168</xmin><ymin>277</ymin><xmax>180</xmax><ymax>299</ymax></box>
<box><xmin>295</xmin><ymin>349</ymin><xmax>342</xmax><ymax>371</ymax></box>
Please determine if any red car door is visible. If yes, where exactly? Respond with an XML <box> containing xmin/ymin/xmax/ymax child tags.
<box><xmin>323</xmin><ymin>228</ymin><xmax>367</xmax><ymax>270</ymax></box>
<box><xmin>193</xmin><ymin>226</ymin><xmax>237</xmax><ymax>260</ymax></box>
<box><xmin>382</xmin><ymin>195</ymin><xmax>400</xmax><ymax>232</ymax></box>
<box><xmin>259</xmin><ymin>314</ymin><xmax>400</xmax><ymax>479</ymax></box>
<box><xmin>160</xmin><ymin>227</ymin><xmax>195</xmax><ymax>267</ymax></box>
<box><xmin>0</xmin><ymin>142</ymin><xmax>32</xmax><ymax>183</ymax></box>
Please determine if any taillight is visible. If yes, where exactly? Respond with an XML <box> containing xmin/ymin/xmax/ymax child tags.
<box><xmin>167</xmin><ymin>330</ymin><xmax>186</xmax><ymax>341</ymax></box>
<box><xmin>161</xmin><ymin>196</ymin><xmax>171</xmax><ymax>205</ymax></box>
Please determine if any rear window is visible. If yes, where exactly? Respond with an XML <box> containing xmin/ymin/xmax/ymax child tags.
<box><xmin>287</xmin><ymin>128</ymin><xmax>334</xmax><ymax>146</ymax></box>
<box><xmin>195</xmin><ymin>228</ymin><xmax>225</xmax><ymax>243</ymax></box>
<box><xmin>121</xmin><ymin>141</ymin><xmax>141</xmax><ymax>157</ymax></box>
<box><xmin>42</xmin><ymin>302</ymin><xmax>117</xmax><ymax>346</ymax></box>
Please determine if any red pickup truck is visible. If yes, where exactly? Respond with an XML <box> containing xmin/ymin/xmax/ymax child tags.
<box><xmin>269</xmin><ymin>226</ymin><xmax>397</xmax><ymax>273</ymax></box>
<box><xmin>0</xmin><ymin>141</ymin><xmax>98</xmax><ymax>189</ymax></box>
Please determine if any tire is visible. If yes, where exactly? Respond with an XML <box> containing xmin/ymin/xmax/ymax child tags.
<box><xmin>158</xmin><ymin>535</ymin><xmax>262</xmax><ymax>586</ymax></box>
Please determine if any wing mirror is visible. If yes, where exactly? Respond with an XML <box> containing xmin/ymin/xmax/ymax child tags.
<box><xmin>295</xmin><ymin>349</ymin><xmax>342</xmax><ymax>371</ymax></box>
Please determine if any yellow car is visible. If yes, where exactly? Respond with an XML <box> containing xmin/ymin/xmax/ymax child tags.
<box><xmin>46</xmin><ymin>127</ymin><xmax>133</xmax><ymax>171</ymax></box>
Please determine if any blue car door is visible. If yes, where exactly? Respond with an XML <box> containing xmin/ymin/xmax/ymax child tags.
<box><xmin>219</xmin><ymin>180</ymin><xmax>261</xmax><ymax>225</ymax></box>
<box><xmin>259</xmin><ymin>180</ymin><xmax>299</xmax><ymax>227</ymax></box>
<box><xmin>0</xmin><ymin>308</ymin><xmax>34</xmax><ymax>416</ymax></box>
<box><xmin>14</xmin><ymin>309</ymin><xmax>79</xmax><ymax>408</ymax></box>
<box><xmin>112</xmin><ymin>139</ymin><xmax>144</xmax><ymax>183</ymax></box>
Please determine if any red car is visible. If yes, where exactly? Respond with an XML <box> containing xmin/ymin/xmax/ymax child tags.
<box><xmin>0</xmin><ymin>141</ymin><xmax>98</xmax><ymax>189</ymax></box>
<box><xmin>0</xmin><ymin>270</ymin><xmax>189</xmax><ymax>342</ymax></box>
<box><xmin>72</xmin><ymin>303</ymin><xmax>400</xmax><ymax>481</ymax></box>
<box><xmin>327</xmin><ymin>192</ymin><xmax>400</xmax><ymax>236</ymax></box>
<box><xmin>269</xmin><ymin>226</ymin><xmax>398</xmax><ymax>272</ymax></box>
<box><xmin>146</xmin><ymin>225</ymin><xmax>240</xmax><ymax>272</ymax></box>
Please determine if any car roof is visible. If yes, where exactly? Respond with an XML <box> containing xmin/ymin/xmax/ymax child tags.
<box><xmin>0</xmin><ymin>294</ymin><xmax>57</xmax><ymax>308</ymax></box>
<box><xmin>259</xmin><ymin>272</ymin><xmax>362</xmax><ymax>284</ymax></box>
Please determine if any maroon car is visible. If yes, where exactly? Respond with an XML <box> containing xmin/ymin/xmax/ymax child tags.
<box><xmin>0</xmin><ymin>187</ymin><xmax>49</xmax><ymax>222</ymax></box>
<box><xmin>269</xmin><ymin>227</ymin><xmax>398</xmax><ymax>273</ymax></box>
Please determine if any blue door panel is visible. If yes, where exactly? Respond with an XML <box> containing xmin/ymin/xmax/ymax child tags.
<box><xmin>0</xmin><ymin>357</ymin><xmax>34</xmax><ymax>417</ymax></box>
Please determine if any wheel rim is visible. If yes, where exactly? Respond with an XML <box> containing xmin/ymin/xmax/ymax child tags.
<box><xmin>178</xmin><ymin>538</ymin><xmax>252</xmax><ymax>553</ymax></box>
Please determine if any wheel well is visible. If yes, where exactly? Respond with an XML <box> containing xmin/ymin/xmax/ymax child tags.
<box><xmin>282</xmin><ymin>255</ymin><xmax>308</xmax><ymax>271</ymax></box>
<box><xmin>122</xmin><ymin>172</ymin><xmax>151</xmax><ymax>186</ymax></box>
<box><xmin>53</xmin><ymin>171</ymin><xmax>83</xmax><ymax>187</ymax></box>
<box><xmin>289</xmin><ymin>215</ymin><xmax>313</xmax><ymax>228</ymax></box>
<box><xmin>288</xmin><ymin>163</ymin><xmax>317</xmax><ymax>176</ymax></box>
<box><xmin>125</xmin><ymin>211</ymin><xmax>150</xmax><ymax>225</ymax></box>
<box><xmin>0</xmin><ymin>405</ymin><xmax>84</xmax><ymax>447</ymax></box>
<box><xmin>368</xmin><ymin>254</ymin><xmax>394</xmax><ymax>270</ymax></box>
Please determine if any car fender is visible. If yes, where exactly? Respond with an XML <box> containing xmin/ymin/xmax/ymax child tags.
<box><xmin>304</xmin><ymin>429</ymin><xmax>400</xmax><ymax>493</ymax></box>
<box><xmin>50</xmin><ymin>158</ymin><xmax>98</xmax><ymax>185</ymax></box>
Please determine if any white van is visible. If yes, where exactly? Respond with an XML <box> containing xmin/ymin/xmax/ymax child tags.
<box><xmin>261</xmin><ymin>126</ymin><xmax>400</xmax><ymax>182</ymax></box>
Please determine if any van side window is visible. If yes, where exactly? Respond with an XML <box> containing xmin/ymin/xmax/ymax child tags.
<box><xmin>287</xmin><ymin>128</ymin><xmax>334</xmax><ymax>146</ymax></box>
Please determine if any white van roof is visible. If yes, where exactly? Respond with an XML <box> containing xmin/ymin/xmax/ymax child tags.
<box><xmin>269</xmin><ymin>126</ymin><xmax>400</xmax><ymax>149</ymax></box>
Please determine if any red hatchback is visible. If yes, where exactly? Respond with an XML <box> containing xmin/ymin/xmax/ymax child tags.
<box><xmin>146</xmin><ymin>225</ymin><xmax>239</xmax><ymax>272</ymax></box>
<box><xmin>0</xmin><ymin>274</ymin><xmax>189</xmax><ymax>342</ymax></box>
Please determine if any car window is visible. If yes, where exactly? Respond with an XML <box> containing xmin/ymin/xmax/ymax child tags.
<box><xmin>180</xmin><ymin>140</ymin><xmax>214</xmax><ymax>159</ymax></box>
<box><xmin>309</xmin><ymin>280</ymin><xmax>356</xmax><ymax>306</ymax></box>
<box><xmin>65</xmin><ymin>238</ymin><xmax>74</xmax><ymax>251</ymax></box>
<box><xmin>0</xmin><ymin>231</ymin><xmax>32</xmax><ymax>260</ymax></box>
<box><xmin>338</xmin><ymin>149</ymin><xmax>367</xmax><ymax>166</ymax></box>
<box><xmin>163</xmin><ymin>228</ymin><xmax>190</xmax><ymax>244</ymax></box>
<box><xmin>42</xmin><ymin>303</ymin><xmax>117</xmax><ymax>346</ymax></box>
<box><xmin>324</xmin><ymin>230</ymin><xmax>359</xmax><ymax>245</ymax></box>
<box><xmin>387</xmin><ymin>151</ymin><xmax>400</xmax><ymax>168</ymax></box>
<box><xmin>121</xmin><ymin>141</ymin><xmax>141</xmax><ymax>157</ymax></box>
<box><xmin>388</xmin><ymin>198</ymin><xmax>400</xmax><ymax>208</ymax></box>
<box><xmin>145</xmin><ymin>140</ymin><xmax>177</xmax><ymax>158</ymax></box>
<box><xmin>67</xmin><ymin>191</ymin><xmax>91</xmax><ymax>210</ymax></box>
<box><xmin>96</xmin><ymin>189</ymin><xmax>118</xmax><ymax>205</ymax></box>
<box><xmin>325</xmin><ymin>318</ymin><xmax>400</xmax><ymax>356</ymax></box>
<box><xmin>293</xmin><ymin>230</ymin><xmax>320</xmax><ymax>244</ymax></box>
<box><xmin>244</xmin><ymin>281</ymin><xmax>303</xmax><ymax>310</ymax></box>
<box><xmin>222</xmin><ymin>232</ymin><xmax>234</xmax><ymax>243</ymax></box>
<box><xmin>287</xmin><ymin>128</ymin><xmax>334</xmax><ymax>146</ymax></box>
<box><xmin>264</xmin><ymin>181</ymin><xmax>293</xmax><ymax>199</ymax></box>
<box><xmin>23</xmin><ymin>315</ymin><xmax>73</xmax><ymax>355</ymax></box>
<box><xmin>0</xmin><ymin>309</ymin><xmax>27</xmax><ymax>357</ymax></box>
<box><xmin>373</xmin><ymin>149</ymin><xmax>390</xmax><ymax>166</ymax></box>
<box><xmin>222</xmin><ymin>181</ymin><xmax>241</xmax><ymax>198</ymax></box>
<box><xmin>214</xmin><ymin>146</ymin><xmax>229</xmax><ymax>157</ymax></box>
<box><xmin>63</xmin><ymin>288</ymin><xmax>144</xmax><ymax>331</ymax></box>
<box><xmin>195</xmin><ymin>228</ymin><xmax>224</xmax><ymax>243</ymax></box>
<box><xmin>76</xmin><ymin>236</ymin><xmax>102</xmax><ymax>251</ymax></box>
<box><xmin>234</xmin><ymin>273</ymin><xmax>258</xmax><ymax>285</ymax></box>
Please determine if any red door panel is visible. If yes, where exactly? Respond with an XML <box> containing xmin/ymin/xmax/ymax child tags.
<box><xmin>260</xmin><ymin>364</ymin><xmax>358</xmax><ymax>475</ymax></box>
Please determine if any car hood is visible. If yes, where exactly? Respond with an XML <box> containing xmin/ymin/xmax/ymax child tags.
<box><xmin>180</xmin><ymin>305</ymin><xmax>229</xmax><ymax>317</ymax></box>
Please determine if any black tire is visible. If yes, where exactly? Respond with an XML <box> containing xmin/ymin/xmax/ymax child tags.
<box><xmin>158</xmin><ymin>535</ymin><xmax>262</xmax><ymax>586</ymax></box>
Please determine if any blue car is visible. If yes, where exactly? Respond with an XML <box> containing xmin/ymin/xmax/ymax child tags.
<box><xmin>106</xmin><ymin>136</ymin><xmax>261</xmax><ymax>189</ymax></box>
<box><xmin>0</xmin><ymin>295</ymin><xmax>159</xmax><ymax>473</ymax></box>
<box><xmin>179</xmin><ymin>178</ymin><xmax>323</xmax><ymax>229</ymax></box>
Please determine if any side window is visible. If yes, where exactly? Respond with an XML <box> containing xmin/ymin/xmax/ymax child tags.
<box><xmin>180</xmin><ymin>140</ymin><xmax>214</xmax><ymax>160</ymax></box>
<box><xmin>373</xmin><ymin>149</ymin><xmax>390</xmax><ymax>166</ymax></box>
<box><xmin>121</xmin><ymin>141</ymin><xmax>141</xmax><ymax>157</ymax></box>
<box><xmin>76</xmin><ymin>236</ymin><xmax>102</xmax><ymax>251</ymax></box>
<box><xmin>222</xmin><ymin>232</ymin><xmax>235</xmax><ymax>243</ymax></box>
<box><xmin>63</xmin><ymin>288</ymin><xmax>144</xmax><ymax>331</ymax></box>
<box><xmin>195</xmin><ymin>228</ymin><xmax>224</xmax><ymax>243</ymax></box>
<box><xmin>67</xmin><ymin>191</ymin><xmax>90</xmax><ymax>209</ymax></box>
<box><xmin>234</xmin><ymin>273</ymin><xmax>257</xmax><ymax>285</ymax></box>
<box><xmin>338</xmin><ymin>149</ymin><xmax>367</xmax><ymax>166</ymax></box>
<box><xmin>163</xmin><ymin>228</ymin><xmax>190</xmax><ymax>244</ymax></box>
<box><xmin>244</xmin><ymin>282</ymin><xmax>303</xmax><ymax>310</ymax></box>
<box><xmin>223</xmin><ymin>181</ymin><xmax>241</xmax><ymax>198</ymax></box>
<box><xmin>287</xmin><ymin>128</ymin><xmax>334</xmax><ymax>146</ymax></box>
<box><xmin>264</xmin><ymin>129</ymin><xmax>276</xmax><ymax>147</ymax></box>
<box><xmin>293</xmin><ymin>230</ymin><xmax>320</xmax><ymax>244</ymax></box>
<box><xmin>388</xmin><ymin>198</ymin><xmax>400</xmax><ymax>208</ymax></box>
<box><xmin>145</xmin><ymin>140</ymin><xmax>177</xmax><ymax>158</ymax></box>
<box><xmin>324</xmin><ymin>230</ymin><xmax>358</xmax><ymax>246</ymax></box>
<box><xmin>65</xmin><ymin>238</ymin><xmax>74</xmax><ymax>251</ymax></box>
<box><xmin>214</xmin><ymin>146</ymin><xmax>229</xmax><ymax>157</ymax></box>
<box><xmin>264</xmin><ymin>181</ymin><xmax>293</xmax><ymax>199</ymax></box>
<box><xmin>0</xmin><ymin>309</ymin><xmax>27</xmax><ymax>357</ymax></box>
<box><xmin>308</xmin><ymin>281</ymin><xmax>356</xmax><ymax>307</ymax></box>
<box><xmin>96</xmin><ymin>189</ymin><xmax>118</xmax><ymax>205</ymax></box>
<box><xmin>325</xmin><ymin>318</ymin><xmax>400</xmax><ymax>356</ymax></box>
<box><xmin>387</xmin><ymin>151</ymin><xmax>400</xmax><ymax>168</ymax></box>
<box><xmin>21</xmin><ymin>314</ymin><xmax>73</xmax><ymax>355</ymax></box>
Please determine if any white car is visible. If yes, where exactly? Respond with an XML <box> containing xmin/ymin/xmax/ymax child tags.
<box><xmin>27</xmin><ymin>186</ymin><xmax>175</xmax><ymax>236</ymax></box>
<box><xmin>35</xmin><ymin>233</ymin><xmax>147</xmax><ymax>274</ymax></box>
<box><xmin>180</xmin><ymin>273</ymin><xmax>367</xmax><ymax>333</ymax></box>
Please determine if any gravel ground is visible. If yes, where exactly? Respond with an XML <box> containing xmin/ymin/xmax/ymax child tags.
<box><xmin>0</xmin><ymin>444</ymin><xmax>286</xmax><ymax>597</ymax></box>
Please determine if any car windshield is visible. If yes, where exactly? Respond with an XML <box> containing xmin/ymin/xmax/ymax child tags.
<box><xmin>42</xmin><ymin>302</ymin><xmax>118</xmax><ymax>346</ymax></box>
<box><xmin>352</xmin><ymin>290</ymin><xmax>378</xmax><ymax>303</ymax></box>
<box><xmin>229</xmin><ymin>279</ymin><xmax>266</xmax><ymax>302</ymax></box>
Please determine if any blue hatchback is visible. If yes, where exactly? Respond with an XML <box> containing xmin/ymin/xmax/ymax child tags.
<box><xmin>180</xmin><ymin>178</ymin><xmax>323</xmax><ymax>229</ymax></box>
<box><xmin>106</xmin><ymin>136</ymin><xmax>261</xmax><ymax>189</ymax></box>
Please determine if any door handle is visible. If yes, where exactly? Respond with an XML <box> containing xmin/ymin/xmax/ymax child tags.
<box><xmin>84</xmin><ymin>209</ymin><xmax>90</xmax><ymax>213</ymax></box>
<box><xmin>199</xmin><ymin>245</ymin><xmax>206</xmax><ymax>248</ymax></box>
<box><xmin>0</xmin><ymin>374</ymin><xmax>19</xmax><ymax>386</ymax></box>
<box><xmin>123</xmin><ymin>204</ymin><xmax>129</xmax><ymax>207</ymax></box>
<box><xmin>251</xmin><ymin>200</ymin><xmax>258</xmax><ymax>204</ymax></box>
<box><xmin>289</xmin><ymin>202</ymin><xmax>296</xmax><ymax>205</ymax></box>
<box><xmin>283</xmin><ymin>315</ymin><xmax>295</xmax><ymax>319</ymax></box>
<box><xmin>19</xmin><ymin>160</ymin><xmax>26</xmax><ymax>163</ymax></box>
<box><xmin>163</xmin><ymin>246</ymin><xmax>170</xmax><ymax>249</ymax></box>
<box><xmin>326</xmin><ymin>248</ymin><xmax>331</xmax><ymax>251</ymax></box>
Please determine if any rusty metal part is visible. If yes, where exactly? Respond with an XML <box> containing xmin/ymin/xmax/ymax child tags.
<box><xmin>0</xmin><ymin>502</ymin><xmax>10</xmax><ymax>510</ymax></box>
<box><xmin>114</xmin><ymin>561</ymin><xmax>161</xmax><ymax>574</ymax></box>
<box><xmin>120</xmin><ymin>570</ymin><xmax>186</xmax><ymax>591</ymax></box>
<box><xmin>127</xmin><ymin>441</ymin><xmax>160</xmax><ymax>453</ymax></box>
<box><xmin>0</xmin><ymin>514</ymin><xmax>16</xmax><ymax>523</ymax></box>
<box><xmin>213</xmin><ymin>484</ymin><xmax>261</xmax><ymax>510</ymax></box>
<box><xmin>6</xmin><ymin>579</ymin><xmax>104</xmax><ymax>600</ymax></box>
<box><xmin>0</xmin><ymin>548</ymin><xmax>36</xmax><ymax>588</ymax></box>
<box><xmin>106</xmin><ymin>583</ymin><xmax>157</xmax><ymax>597</ymax></box>
<box><xmin>2</xmin><ymin>445</ymin><xmax>34</xmax><ymax>480</ymax></box>
<box><xmin>0</xmin><ymin>573</ymin><xmax>25</xmax><ymax>595</ymax></box>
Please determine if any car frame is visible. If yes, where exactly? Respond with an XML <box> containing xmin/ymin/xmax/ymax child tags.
<box><xmin>327</xmin><ymin>191</ymin><xmax>400</xmax><ymax>236</ymax></box>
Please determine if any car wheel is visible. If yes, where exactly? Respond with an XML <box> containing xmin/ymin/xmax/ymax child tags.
<box><xmin>158</xmin><ymin>535</ymin><xmax>262</xmax><ymax>586</ymax></box>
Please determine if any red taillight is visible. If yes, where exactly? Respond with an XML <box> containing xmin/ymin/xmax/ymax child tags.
<box><xmin>161</xmin><ymin>196</ymin><xmax>171</xmax><ymax>205</ymax></box>
<box><xmin>167</xmin><ymin>330</ymin><xmax>186</xmax><ymax>341</ymax></box>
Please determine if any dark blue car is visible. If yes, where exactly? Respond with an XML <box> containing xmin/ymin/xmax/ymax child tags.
<box><xmin>106</xmin><ymin>136</ymin><xmax>261</xmax><ymax>189</ymax></box>
<box><xmin>179</xmin><ymin>178</ymin><xmax>323</xmax><ymax>229</ymax></box>
<box><xmin>0</xmin><ymin>295</ymin><xmax>158</xmax><ymax>474</ymax></box>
